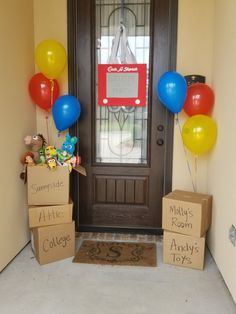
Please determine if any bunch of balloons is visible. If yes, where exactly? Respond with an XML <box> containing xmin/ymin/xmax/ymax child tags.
<box><xmin>28</xmin><ymin>39</ymin><xmax>81</xmax><ymax>132</ymax></box>
<box><xmin>157</xmin><ymin>71</ymin><xmax>217</xmax><ymax>155</ymax></box>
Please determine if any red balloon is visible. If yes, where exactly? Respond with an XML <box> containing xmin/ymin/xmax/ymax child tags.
<box><xmin>28</xmin><ymin>73</ymin><xmax>59</xmax><ymax>111</ymax></box>
<box><xmin>183</xmin><ymin>83</ymin><xmax>215</xmax><ymax>116</ymax></box>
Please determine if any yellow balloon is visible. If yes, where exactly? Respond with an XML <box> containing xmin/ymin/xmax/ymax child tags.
<box><xmin>35</xmin><ymin>40</ymin><xmax>67</xmax><ymax>79</ymax></box>
<box><xmin>182</xmin><ymin>114</ymin><xmax>217</xmax><ymax>155</ymax></box>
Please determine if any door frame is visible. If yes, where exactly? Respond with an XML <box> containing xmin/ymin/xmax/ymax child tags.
<box><xmin>67</xmin><ymin>0</ymin><xmax>178</xmax><ymax>233</ymax></box>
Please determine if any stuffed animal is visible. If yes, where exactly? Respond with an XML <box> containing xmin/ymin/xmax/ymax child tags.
<box><xmin>57</xmin><ymin>149</ymin><xmax>72</xmax><ymax>164</ymax></box>
<box><xmin>37</xmin><ymin>148</ymin><xmax>46</xmax><ymax>165</ymax></box>
<box><xmin>20</xmin><ymin>152</ymin><xmax>35</xmax><ymax>181</ymax></box>
<box><xmin>20</xmin><ymin>152</ymin><xmax>35</xmax><ymax>166</ymax></box>
<box><xmin>46</xmin><ymin>157</ymin><xmax>57</xmax><ymax>171</ymax></box>
<box><xmin>56</xmin><ymin>134</ymin><xmax>79</xmax><ymax>169</ymax></box>
<box><xmin>63</xmin><ymin>159</ymin><xmax>73</xmax><ymax>173</ymax></box>
<box><xmin>45</xmin><ymin>145</ymin><xmax>57</xmax><ymax>159</ymax></box>
<box><xmin>23</xmin><ymin>134</ymin><xmax>46</xmax><ymax>163</ymax></box>
<box><xmin>68</xmin><ymin>155</ymin><xmax>81</xmax><ymax>168</ymax></box>
<box><xmin>61</xmin><ymin>133</ymin><xmax>78</xmax><ymax>155</ymax></box>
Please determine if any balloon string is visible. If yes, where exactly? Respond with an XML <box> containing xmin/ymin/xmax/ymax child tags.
<box><xmin>45</xmin><ymin>115</ymin><xmax>50</xmax><ymax>144</ymax></box>
<box><xmin>50</xmin><ymin>79</ymin><xmax>55</xmax><ymax>108</ymax></box>
<box><xmin>175</xmin><ymin>113</ymin><xmax>196</xmax><ymax>192</ymax></box>
<box><xmin>194</xmin><ymin>155</ymin><xmax>198</xmax><ymax>192</ymax></box>
<box><xmin>53</xmin><ymin>131</ymin><xmax>61</xmax><ymax>149</ymax></box>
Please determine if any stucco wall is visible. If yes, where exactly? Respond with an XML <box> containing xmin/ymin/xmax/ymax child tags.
<box><xmin>173</xmin><ymin>0</ymin><xmax>215</xmax><ymax>193</ymax></box>
<box><xmin>0</xmin><ymin>0</ymin><xmax>35</xmax><ymax>270</ymax></box>
<box><xmin>207</xmin><ymin>0</ymin><xmax>236</xmax><ymax>303</ymax></box>
<box><xmin>34</xmin><ymin>0</ymin><xmax>68</xmax><ymax>147</ymax></box>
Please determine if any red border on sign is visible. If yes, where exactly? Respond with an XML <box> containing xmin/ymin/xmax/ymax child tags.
<box><xmin>98</xmin><ymin>64</ymin><xmax>147</xmax><ymax>107</ymax></box>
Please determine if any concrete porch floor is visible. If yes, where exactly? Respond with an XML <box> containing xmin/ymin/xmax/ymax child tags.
<box><xmin>0</xmin><ymin>235</ymin><xmax>235</xmax><ymax>314</ymax></box>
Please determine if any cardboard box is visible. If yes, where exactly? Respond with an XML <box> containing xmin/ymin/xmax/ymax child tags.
<box><xmin>162</xmin><ymin>190</ymin><xmax>212</xmax><ymax>237</ymax></box>
<box><xmin>174</xmin><ymin>190</ymin><xmax>212</xmax><ymax>230</ymax></box>
<box><xmin>163</xmin><ymin>230</ymin><xmax>205</xmax><ymax>270</ymax></box>
<box><xmin>28</xmin><ymin>200</ymin><xmax>73</xmax><ymax>228</ymax></box>
<box><xmin>27</xmin><ymin>165</ymin><xmax>70</xmax><ymax>205</ymax></box>
<box><xmin>73</xmin><ymin>165</ymin><xmax>87</xmax><ymax>176</ymax></box>
<box><xmin>32</xmin><ymin>221</ymin><xmax>75</xmax><ymax>265</ymax></box>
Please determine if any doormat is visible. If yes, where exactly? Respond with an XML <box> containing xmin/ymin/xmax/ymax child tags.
<box><xmin>73</xmin><ymin>240</ymin><xmax>157</xmax><ymax>267</ymax></box>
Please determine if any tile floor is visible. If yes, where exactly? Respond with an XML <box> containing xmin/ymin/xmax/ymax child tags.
<box><xmin>0</xmin><ymin>234</ymin><xmax>235</xmax><ymax>314</ymax></box>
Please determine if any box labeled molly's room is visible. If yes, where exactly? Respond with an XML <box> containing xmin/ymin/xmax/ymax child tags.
<box><xmin>28</xmin><ymin>200</ymin><xmax>73</xmax><ymax>228</ymax></box>
<box><xmin>32</xmin><ymin>221</ymin><xmax>75</xmax><ymax>265</ymax></box>
<box><xmin>162</xmin><ymin>190</ymin><xmax>212</xmax><ymax>237</ymax></box>
<box><xmin>163</xmin><ymin>230</ymin><xmax>206</xmax><ymax>270</ymax></box>
<box><xmin>27</xmin><ymin>165</ymin><xmax>70</xmax><ymax>206</ymax></box>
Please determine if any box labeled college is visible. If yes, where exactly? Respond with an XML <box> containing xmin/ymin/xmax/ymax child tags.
<box><xmin>32</xmin><ymin>221</ymin><xmax>75</xmax><ymax>265</ymax></box>
<box><xmin>163</xmin><ymin>230</ymin><xmax>205</xmax><ymax>270</ymax></box>
<box><xmin>28</xmin><ymin>200</ymin><xmax>73</xmax><ymax>228</ymax></box>
<box><xmin>162</xmin><ymin>190</ymin><xmax>212</xmax><ymax>237</ymax></box>
<box><xmin>27</xmin><ymin>165</ymin><xmax>70</xmax><ymax>206</ymax></box>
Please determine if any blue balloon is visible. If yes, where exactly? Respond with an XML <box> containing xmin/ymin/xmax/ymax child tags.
<box><xmin>157</xmin><ymin>71</ymin><xmax>187</xmax><ymax>113</ymax></box>
<box><xmin>52</xmin><ymin>95</ymin><xmax>81</xmax><ymax>132</ymax></box>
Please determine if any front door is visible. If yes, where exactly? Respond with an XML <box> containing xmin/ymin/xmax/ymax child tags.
<box><xmin>68</xmin><ymin>0</ymin><xmax>178</xmax><ymax>233</ymax></box>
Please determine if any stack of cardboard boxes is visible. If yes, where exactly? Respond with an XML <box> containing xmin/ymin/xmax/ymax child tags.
<box><xmin>162</xmin><ymin>190</ymin><xmax>212</xmax><ymax>270</ymax></box>
<box><xmin>27</xmin><ymin>166</ymin><xmax>75</xmax><ymax>265</ymax></box>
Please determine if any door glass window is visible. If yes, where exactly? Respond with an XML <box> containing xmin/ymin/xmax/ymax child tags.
<box><xmin>95</xmin><ymin>0</ymin><xmax>150</xmax><ymax>164</ymax></box>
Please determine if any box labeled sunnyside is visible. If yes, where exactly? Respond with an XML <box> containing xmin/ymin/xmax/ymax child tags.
<box><xmin>27</xmin><ymin>165</ymin><xmax>70</xmax><ymax>206</ymax></box>
<box><xmin>162</xmin><ymin>190</ymin><xmax>212</xmax><ymax>237</ymax></box>
<box><xmin>32</xmin><ymin>221</ymin><xmax>75</xmax><ymax>265</ymax></box>
<box><xmin>28</xmin><ymin>200</ymin><xmax>73</xmax><ymax>228</ymax></box>
<box><xmin>163</xmin><ymin>230</ymin><xmax>205</xmax><ymax>270</ymax></box>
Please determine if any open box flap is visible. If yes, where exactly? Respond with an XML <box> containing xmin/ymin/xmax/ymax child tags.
<box><xmin>73</xmin><ymin>165</ymin><xmax>87</xmax><ymax>176</ymax></box>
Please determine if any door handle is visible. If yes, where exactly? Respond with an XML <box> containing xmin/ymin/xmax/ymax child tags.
<box><xmin>156</xmin><ymin>139</ymin><xmax>164</xmax><ymax>146</ymax></box>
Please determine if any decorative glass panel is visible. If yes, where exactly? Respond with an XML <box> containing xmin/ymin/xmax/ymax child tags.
<box><xmin>95</xmin><ymin>0</ymin><xmax>150</xmax><ymax>164</ymax></box>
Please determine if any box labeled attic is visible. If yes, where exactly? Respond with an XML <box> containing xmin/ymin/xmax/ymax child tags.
<box><xmin>28</xmin><ymin>200</ymin><xmax>73</xmax><ymax>228</ymax></box>
<box><xmin>27</xmin><ymin>166</ymin><xmax>70</xmax><ymax>206</ymax></box>
<box><xmin>163</xmin><ymin>230</ymin><xmax>206</xmax><ymax>270</ymax></box>
<box><xmin>162</xmin><ymin>190</ymin><xmax>212</xmax><ymax>237</ymax></box>
<box><xmin>32</xmin><ymin>221</ymin><xmax>75</xmax><ymax>265</ymax></box>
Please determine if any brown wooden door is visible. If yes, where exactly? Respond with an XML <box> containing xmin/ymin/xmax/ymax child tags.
<box><xmin>68</xmin><ymin>0</ymin><xmax>178</xmax><ymax>233</ymax></box>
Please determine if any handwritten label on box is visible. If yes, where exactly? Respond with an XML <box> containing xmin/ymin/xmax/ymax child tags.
<box><xmin>29</xmin><ymin>202</ymin><xmax>73</xmax><ymax>228</ymax></box>
<box><xmin>27</xmin><ymin>166</ymin><xmax>69</xmax><ymax>205</ymax></box>
<box><xmin>33</xmin><ymin>222</ymin><xmax>75</xmax><ymax>265</ymax></box>
<box><xmin>163</xmin><ymin>231</ymin><xmax>205</xmax><ymax>270</ymax></box>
